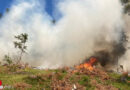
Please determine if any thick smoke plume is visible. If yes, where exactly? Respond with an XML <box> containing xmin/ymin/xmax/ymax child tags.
<box><xmin>0</xmin><ymin>0</ymin><xmax>127</xmax><ymax>69</ymax></box>
<box><xmin>119</xmin><ymin>14</ymin><xmax>130</xmax><ymax>72</ymax></box>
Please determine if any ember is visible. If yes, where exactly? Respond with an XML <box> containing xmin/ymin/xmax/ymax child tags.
<box><xmin>76</xmin><ymin>57</ymin><xmax>97</xmax><ymax>71</ymax></box>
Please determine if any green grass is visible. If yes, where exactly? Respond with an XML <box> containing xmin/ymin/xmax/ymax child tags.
<box><xmin>0</xmin><ymin>67</ymin><xmax>54</xmax><ymax>90</ymax></box>
<box><xmin>0</xmin><ymin>66</ymin><xmax>130</xmax><ymax>90</ymax></box>
<box><xmin>105</xmin><ymin>72</ymin><xmax>130</xmax><ymax>90</ymax></box>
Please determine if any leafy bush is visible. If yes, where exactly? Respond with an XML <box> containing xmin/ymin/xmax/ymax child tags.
<box><xmin>3</xmin><ymin>54</ymin><xmax>13</xmax><ymax>65</ymax></box>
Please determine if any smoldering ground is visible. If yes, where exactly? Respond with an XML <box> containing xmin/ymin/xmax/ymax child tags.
<box><xmin>0</xmin><ymin>0</ymin><xmax>129</xmax><ymax>70</ymax></box>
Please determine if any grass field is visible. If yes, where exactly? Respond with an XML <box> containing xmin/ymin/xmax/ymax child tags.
<box><xmin>0</xmin><ymin>65</ymin><xmax>130</xmax><ymax>90</ymax></box>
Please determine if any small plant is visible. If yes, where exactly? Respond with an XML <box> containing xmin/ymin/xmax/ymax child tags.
<box><xmin>3</xmin><ymin>54</ymin><xmax>13</xmax><ymax>65</ymax></box>
<box><xmin>14</xmin><ymin>33</ymin><xmax>28</xmax><ymax>63</ymax></box>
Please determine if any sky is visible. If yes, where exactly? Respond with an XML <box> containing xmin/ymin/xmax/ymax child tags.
<box><xmin>0</xmin><ymin>0</ymin><xmax>13</xmax><ymax>13</ymax></box>
<box><xmin>0</xmin><ymin>0</ymin><xmax>54</xmax><ymax>17</ymax></box>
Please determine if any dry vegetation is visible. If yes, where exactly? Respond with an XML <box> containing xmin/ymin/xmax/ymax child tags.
<box><xmin>0</xmin><ymin>62</ymin><xmax>129</xmax><ymax>90</ymax></box>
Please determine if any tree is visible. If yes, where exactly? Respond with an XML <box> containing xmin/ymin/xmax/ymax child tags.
<box><xmin>121</xmin><ymin>0</ymin><xmax>129</xmax><ymax>4</ymax></box>
<box><xmin>0</xmin><ymin>13</ymin><xmax>2</xmax><ymax>18</ymax></box>
<box><xmin>124</xmin><ymin>4</ymin><xmax>130</xmax><ymax>14</ymax></box>
<box><xmin>6</xmin><ymin>8</ymin><xmax>10</xmax><ymax>13</ymax></box>
<box><xmin>14</xmin><ymin>33</ymin><xmax>28</xmax><ymax>63</ymax></box>
<box><xmin>121</xmin><ymin>0</ymin><xmax>130</xmax><ymax>14</ymax></box>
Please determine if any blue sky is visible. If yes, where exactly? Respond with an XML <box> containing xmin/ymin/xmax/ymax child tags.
<box><xmin>0</xmin><ymin>0</ymin><xmax>13</xmax><ymax>13</ymax></box>
<box><xmin>0</xmin><ymin>0</ymin><xmax>54</xmax><ymax>17</ymax></box>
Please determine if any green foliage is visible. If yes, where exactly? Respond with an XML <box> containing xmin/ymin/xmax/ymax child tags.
<box><xmin>14</xmin><ymin>33</ymin><xmax>28</xmax><ymax>53</ymax></box>
<box><xmin>124</xmin><ymin>4</ymin><xmax>130</xmax><ymax>13</ymax></box>
<box><xmin>3</xmin><ymin>55</ymin><xmax>13</xmax><ymax>65</ymax></box>
<box><xmin>120</xmin><ymin>0</ymin><xmax>130</xmax><ymax>14</ymax></box>
<box><xmin>24</xmin><ymin>74</ymin><xmax>52</xmax><ymax>89</ymax></box>
<box><xmin>0</xmin><ymin>13</ymin><xmax>2</xmax><ymax>18</ymax></box>
<box><xmin>121</xmin><ymin>0</ymin><xmax>129</xmax><ymax>4</ymax></box>
<box><xmin>78</xmin><ymin>75</ymin><xmax>90</xmax><ymax>86</ymax></box>
<box><xmin>14</xmin><ymin>33</ymin><xmax>28</xmax><ymax>62</ymax></box>
<box><xmin>6</xmin><ymin>8</ymin><xmax>10</xmax><ymax>13</ymax></box>
<box><xmin>106</xmin><ymin>72</ymin><xmax>130</xmax><ymax>90</ymax></box>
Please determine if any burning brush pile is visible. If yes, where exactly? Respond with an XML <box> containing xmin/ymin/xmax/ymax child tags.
<box><xmin>75</xmin><ymin>57</ymin><xmax>97</xmax><ymax>71</ymax></box>
<box><xmin>47</xmin><ymin>57</ymin><xmax>130</xmax><ymax>90</ymax></box>
<box><xmin>49</xmin><ymin>57</ymin><xmax>113</xmax><ymax>90</ymax></box>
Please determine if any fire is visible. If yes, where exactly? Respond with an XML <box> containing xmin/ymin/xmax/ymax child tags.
<box><xmin>76</xmin><ymin>57</ymin><xmax>97</xmax><ymax>71</ymax></box>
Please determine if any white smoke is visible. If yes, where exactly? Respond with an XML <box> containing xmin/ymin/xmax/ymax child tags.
<box><xmin>0</xmin><ymin>0</ymin><xmax>124</xmax><ymax>69</ymax></box>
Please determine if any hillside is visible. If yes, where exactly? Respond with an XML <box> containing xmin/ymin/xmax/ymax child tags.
<box><xmin>0</xmin><ymin>64</ymin><xmax>129</xmax><ymax>90</ymax></box>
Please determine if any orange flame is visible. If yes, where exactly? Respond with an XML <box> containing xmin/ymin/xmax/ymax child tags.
<box><xmin>76</xmin><ymin>57</ymin><xmax>97</xmax><ymax>71</ymax></box>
